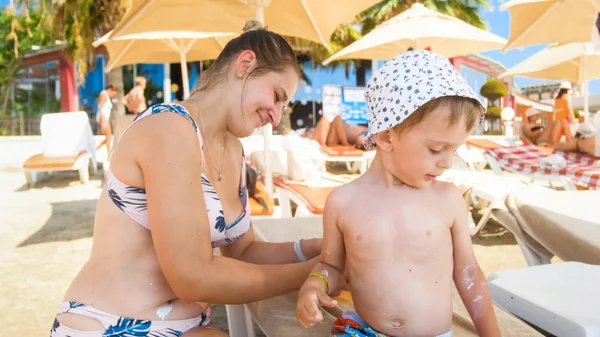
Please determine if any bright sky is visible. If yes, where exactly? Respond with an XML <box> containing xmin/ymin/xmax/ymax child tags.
<box><xmin>480</xmin><ymin>0</ymin><xmax>600</xmax><ymax>93</ymax></box>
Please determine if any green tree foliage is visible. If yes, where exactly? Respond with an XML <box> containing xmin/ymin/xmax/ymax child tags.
<box><xmin>1</xmin><ymin>5</ymin><xmax>52</xmax><ymax>117</ymax></box>
<box><xmin>18</xmin><ymin>0</ymin><xmax>130</xmax><ymax>84</ymax></box>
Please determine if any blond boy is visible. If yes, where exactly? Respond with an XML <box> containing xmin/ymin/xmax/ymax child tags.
<box><xmin>296</xmin><ymin>51</ymin><xmax>501</xmax><ymax>337</ymax></box>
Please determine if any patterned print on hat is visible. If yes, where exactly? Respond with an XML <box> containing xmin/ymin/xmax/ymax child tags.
<box><xmin>363</xmin><ymin>50</ymin><xmax>486</xmax><ymax>149</ymax></box>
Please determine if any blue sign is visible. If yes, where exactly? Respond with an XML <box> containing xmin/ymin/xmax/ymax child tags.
<box><xmin>341</xmin><ymin>86</ymin><xmax>369</xmax><ymax>125</ymax></box>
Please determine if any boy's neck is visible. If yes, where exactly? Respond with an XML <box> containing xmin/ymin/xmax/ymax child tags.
<box><xmin>363</xmin><ymin>152</ymin><xmax>407</xmax><ymax>188</ymax></box>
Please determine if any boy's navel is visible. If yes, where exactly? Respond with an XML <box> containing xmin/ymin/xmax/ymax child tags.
<box><xmin>388</xmin><ymin>316</ymin><xmax>404</xmax><ymax>329</ymax></box>
<box><xmin>357</xmin><ymin>234</ymin><xmax>363</xmax><ymax>241</ymax></box>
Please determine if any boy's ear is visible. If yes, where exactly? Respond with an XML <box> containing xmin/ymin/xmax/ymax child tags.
<box><xmin>374</xmin><ymin>130</ymin><xmax>393</xmax><ymax>152</ymax></box>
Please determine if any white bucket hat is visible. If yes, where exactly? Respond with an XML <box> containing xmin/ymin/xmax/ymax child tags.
<box><xmin>525</xmin><ymin>107</ymin><xmax>543</xmax><ymax>118</ymax></box>
<box><xmin>363</xmin><ymin>50</ymin><xmax>485</xmax><ymax>149</ymax></box>
<box><xmin>559</xmin><ymin>81</ymin><xmax>572</xmax><ymax>90</ymax></box>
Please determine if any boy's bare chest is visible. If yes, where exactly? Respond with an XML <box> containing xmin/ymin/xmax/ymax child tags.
<box><xmin>340</xmin><ymin>200</ymin><xmax>452</xmax><ymax>259</ymax></box>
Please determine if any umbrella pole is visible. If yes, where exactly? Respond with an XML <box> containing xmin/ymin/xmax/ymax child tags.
<box><xmin>583</xmin><ymin>81</ymin><xmax>589</xmax><ymax>120</ymax></box>
<box><xmin>180</xmin><ymin>49</ymin><xmax>190</xmax><ymax>99</ymax></box>
<box><xmin>256</xmin><ymin>5</ymin><xmax>274</xmax><ymax>198</ymax></box>
<box><xmin>583</xmin><ymin>56</ymin><xmax>589</xmax><ymax>120</ymax></box>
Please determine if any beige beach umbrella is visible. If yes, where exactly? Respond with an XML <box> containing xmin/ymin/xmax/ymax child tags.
<box><xmin>499</xmin><ymin>42</ymin><xmax>600</xmax><ymax>115</ymax></box>
<box><xmin>93</xmin><ymin>31</ymin><xmax>236</xmax><ymax>98</ymax></box>
<box><xmin>501</xmin><ymin>0</ymin><xmax>600</xmax><ymax>51</ymax></box>
<box><xmin>323</xmin><ymin>3</ymin><xmax>507</xmax><ymax>65</ymax></box>
<box><xmin>107</xmin><ymin>0</ymin><xmax>379</xmax><ymax>47</ymax></box>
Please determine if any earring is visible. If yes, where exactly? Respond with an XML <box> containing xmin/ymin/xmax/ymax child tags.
<box><xmin>237</xmin><ymin>72</ymin><xmax>243</xmax><ymax>78</ymax></box>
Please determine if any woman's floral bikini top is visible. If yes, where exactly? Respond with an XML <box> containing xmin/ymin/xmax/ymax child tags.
<box><xmin>106</xmin><ymin>103</ymin><xmax>251</xmax><ymax>248</ymax></box>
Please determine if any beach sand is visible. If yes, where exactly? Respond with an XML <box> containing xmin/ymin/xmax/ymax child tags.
<box><xmin>0</xmin><ymin>169</ymin><xmax>535</xmax><ymax>337</ymax></box>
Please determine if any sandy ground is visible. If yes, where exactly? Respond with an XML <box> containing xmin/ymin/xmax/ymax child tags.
<box><xmin>0</xmin><ymin>169</ymin><xmax>539</xmax><ymax>337</ymax></box>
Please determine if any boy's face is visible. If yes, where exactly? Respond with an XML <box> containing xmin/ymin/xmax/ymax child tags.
<box><xmin>387</xmin><ymin>104</ymin><xmax>471</xmax><ymax>188</ymax></box>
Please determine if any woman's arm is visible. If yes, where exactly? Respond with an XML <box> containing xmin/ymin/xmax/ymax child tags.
<box><xmin>220</xmin><ymin>228</ymin><xmax>321</xmax><ymax>264</ymax></box>
<box><xmin>449</xmin><ymin>187</ymin><xmax>500</xmax><ymax>337</ymax></box>
<box><xmin>137</xmin><ymin>113</ymin><xmax>317</xmax><ymax>304</ymax></box>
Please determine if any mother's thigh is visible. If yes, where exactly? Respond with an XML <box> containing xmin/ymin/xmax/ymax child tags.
<box><xmin>181</xmin><ymin>326</ymin><xmax>228</xmax><ymax>337</ymax></box>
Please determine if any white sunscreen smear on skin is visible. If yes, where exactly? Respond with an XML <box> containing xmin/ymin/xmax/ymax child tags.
<box><xmin>472</xmin><ymin>295</ymin><xmax>484</xmax><ymax>321</ymax></box>
<box><xmin>462</xmin><ymin>264</ymin><xmax>476</xmax><ymax>290</ymax></box>
<box><xmin>156</xmin><ymin>302</ymin><xmax>173</xmax><ymax>320</ymax></box>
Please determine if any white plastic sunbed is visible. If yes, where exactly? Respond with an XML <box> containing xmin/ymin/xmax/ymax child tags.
<box><xmin>21</xmin><ymin>112</ymin><xmax>97</xmax><ymax>186</ymax></box>
<box><xmin>488</xmin><ymin>262</ymin><xmax>600</xmax><ymax>337</ymax></box>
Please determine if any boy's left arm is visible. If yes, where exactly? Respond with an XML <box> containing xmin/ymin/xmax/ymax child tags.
<box><xmin>449</xmin><ymin>187</ymin><xmax>501</xmax><ymax>337</ymax></box>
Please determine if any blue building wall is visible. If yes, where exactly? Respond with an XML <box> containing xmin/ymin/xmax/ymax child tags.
<box><xmin>79</xmin><ymin>56</ymin><xmax>106</xmax><ymax>118</ymax></box>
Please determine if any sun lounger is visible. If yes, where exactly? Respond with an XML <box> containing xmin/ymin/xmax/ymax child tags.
<box><xmin>322</xmin><ymin>145</ymin><xmax>375</xmax><ymax>174</ymax></box>
<box><xmin>484</xmin><ymin>145</ymin><xmax>600</xmax><ymax>190</ymax></box>
<box><xmin>488</xmin><ymin>262</ymin><xmax>600</xmax><ymax>337</ymax></box>
<box><xmin>21</xmin><ymin>112</ymin><xmax>97</xmax><ymax>186</ymax></box>
<box><xmin>273</xmin><ymin>177</ymin><xmax>335</xmax><ymax>218</ymax></box>
<box><xmin>249</xmin><ymin>181</ymin><xmax>276</xmax><ymax>217</ymax></box>
<box><xmin>504</xmin><ymin>188</ymin><xmax>600</xmax><ymax>265</ymax></box>
<box><xmin>454</xmin><ymin>136</ymin><xmax>524</xmax><ymax>171</ymax></box>
<box><xmin>229</xmin><ymin>217</ymin><xmax>544</xmax><ymax>337</ymax></box>
<box><xmin>439</xmin><ymin>169</ymin><xmax>537</xmax><ymax>236</ymax></box>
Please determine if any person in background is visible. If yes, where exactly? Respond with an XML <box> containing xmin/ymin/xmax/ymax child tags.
<box><xmin>554</xmin><ymin>81</ymin><xmax>575</xmax><ymax>123</ymax></box>
<box><xmin>124</xmin><ymin>76</ymin><xmax>147</xmax><ymax>114</ymax></box>
<box><xmin>554</xmin><ymin>116</ymin><xmax>599</xmax><ymax>157</ymax></box>
<box><xmin>96</xmin><ymin>85</ymin><xmax>117</xmax><ymax>154</ymax></box>
<box><xmin>312</xmin><ymin>115</ymin><xmax>369</xmax><ymax>149</ymax></box>
<box><xmin>522</xmin><ymin>107</ymin><xmax>573</xmax><ymax>146</ymax></box>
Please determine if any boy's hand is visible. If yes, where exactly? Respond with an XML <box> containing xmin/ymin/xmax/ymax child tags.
<box><xmin>296</xmin><ymin>279</ymin><xmax>338</xmax><ymax>328</ymax></box>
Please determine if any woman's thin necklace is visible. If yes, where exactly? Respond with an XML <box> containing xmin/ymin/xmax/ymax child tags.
<box><xmin>189</xmin><ymin>97</ymin><xmax>226</xmax><ymax>182</ymax></box>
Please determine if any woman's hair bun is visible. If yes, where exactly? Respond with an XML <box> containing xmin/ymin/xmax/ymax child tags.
<box><xmin>243</xmin><ymin>19</ymin><xmax>264</xmax><ymax>32</ymax></box>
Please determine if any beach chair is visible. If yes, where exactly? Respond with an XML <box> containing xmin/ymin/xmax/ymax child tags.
<box><xmin>273</xmin><ymin>177</ymin><xmax>336</xmax><ymax>218</ymax></box>
<box><xmin>248</xmin><ymin>181</ymin><xmax>277</xmax><ymax>217</ymax></box>
<box><xmin>485</xmin><ymin>145</ymin><xmax>600</xmax><ymax>191</ymax></box>
<box><xmin>21</xmin><ymin>112</ymin><xmax>97</xmax><ymax>186</ymax></box>
<box><xmin>488</xmin><ymin>262</ymin><xmax>600</xmax><ymax>337</ymax></box>
<box><xmin>456</xmin><ymin>137</ymin><xmax>525</xmax><ymax>173</ymax></box>
<box><xmin>322</xmin><ymin>145</ymin><xmax>375</xmax><ymax>174</ymax></box>
<box><xmin>503</xmin><ymin>188</ymin><xmax>600</xmax><ymax>265</ymax></box>
<box><xmin>439</xmin><ymin>169</ymin><xmax>537</xmax><ymax>237</ymax></box>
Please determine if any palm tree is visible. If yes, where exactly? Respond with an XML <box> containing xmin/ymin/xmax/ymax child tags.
<box><xmin>362</xmin><ymin>0</ymin><xmax>490</xmax><ymax>31</ymax></box>
<box><xmin>18</xmin><ymin>0</ymin><xmax>131</xmax><ymax>117</ymax></box>
<box><xmin>295</xmin><ymin>0</ymin><xmax>491</xmax><ymax>76</ymax></box>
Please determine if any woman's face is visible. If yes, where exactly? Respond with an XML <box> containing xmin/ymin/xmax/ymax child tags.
<box><xmin>228</xmin><ymin>67</ymin><xmax>298</xmax><ymax>138</ymax></box>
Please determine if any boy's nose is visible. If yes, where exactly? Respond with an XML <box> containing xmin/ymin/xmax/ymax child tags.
<box><xmin>437</xmin><ymin>152</ymin><xmax>453</xmax><ymax>169</ymax></box>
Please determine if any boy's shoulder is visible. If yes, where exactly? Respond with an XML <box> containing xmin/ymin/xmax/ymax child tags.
<box><xmin>431</xmin><ymin>179</ymin><xmax>459</xmax><ymax>193</ymax></box>
<box><xmin>324</xmin><ymin>179</ymin><xmax>363</xmax><ymax>207</ymax></box>
<box><xmin>430</xmin><ymin>180</ymin><xmax>463</xmax><ymax>200</ymax></box>
<box><xmin>429</xmin><ymin>180</ymin><xmax>466</xmax><ymax>218</ymax></box>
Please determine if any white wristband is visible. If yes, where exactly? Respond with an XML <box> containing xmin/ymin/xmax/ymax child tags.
<box><xmin>294</xmin><ymin>239</ymin><xmax>308</xmax><ymax>262</ymax></box>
